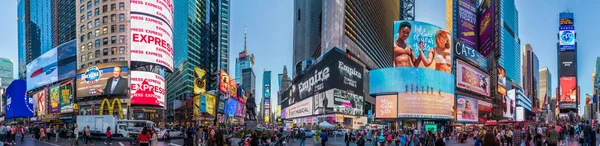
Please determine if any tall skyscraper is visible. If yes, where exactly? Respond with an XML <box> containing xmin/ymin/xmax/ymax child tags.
<box><xmin>594</xmin><ymin>57</ymin><xmax>600</xmax><ymax>94</ymax></box>
<box><xmin>51</xmin><ymin>0</ymin><xmax>76</xmax><ymax>47</ymax></box>
<box><xmin>261</xmin><ymin>70</ymin><xmax>271</xmax><ymax>122</ymax></box>
<box><xmin>557</xmin><ymin>12</ymin><xmax>578</xmax><ymax>114</ymax></box>
<box><xmin>0</xmin><ymin>58</ymin><xmax>14</xmax><ymax>88</ymax></box>
<box><xmin>292</xmin><ymin>0</ymin><xmax>322</xmax><ymax>73</ymax></box>
<box><xmin>17</xmin><ymin>0</ymin><xmax>53</xmax><ymax>79</ymax></box>
<box><xmin>218</xmin><ymin>0</ymin><xmax>230</xmax><ymax>74</ymax></box>
<box><xmin>522</xmin><ymin>44</ymin><xmax>539</xmax><ymax>108</ymax></box>
<box><xmin>235</xmin><ymin>26</ymin><xmax>256</xmax><ymax>95</ymax></box>
<box><xmin>498</xmin><ymin>0</ymin><xmax>521</xmax><ymax>85</ymax></box>
<box><xmin>539</xmin><ymin>67</ymin><xmax>552</xmax><ymax>108</ymax></box>
<box><xmin>277</xmin><ymin>65</ymin><xmax>291</xmax><ymax>104</ymax></box>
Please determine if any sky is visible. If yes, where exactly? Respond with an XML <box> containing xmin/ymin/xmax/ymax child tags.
<box><xmin>0</xmin><ymin>0</ymin><xmax>17</xmax><ymax>78</ymax></box>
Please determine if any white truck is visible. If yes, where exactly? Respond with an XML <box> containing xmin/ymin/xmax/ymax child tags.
<box><xmin>76</xmin><ymin>115</ymin><xmax>129</xmax><ymax>138</ymax></box>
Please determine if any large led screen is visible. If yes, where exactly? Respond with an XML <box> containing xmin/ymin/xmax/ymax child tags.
<box><xmin>130</xmin><ymin>0</ymin><xmax>174</xmax><ymax>72</ymax></box>
<box><xmin>375</xmin><ymin>95</ymin><xmax>397</xmax><ymax>119</ymax></box>
<box><xmin>457</xmin><ymin>0</ymin><xmax>477</xmax><ymax>48</ymax></box>
<box><xmin>393</xmin><ymin>21</ymin><xmax>452</xmax><ymax>73</ymax></box>
<box><xmin>286</xmin><ymin>98</ymin><xmax>313</xmax><ymax>119</ymax></box>
<box><xmin>130</xmin><ymin>71</ymin><xmax>166</xmax><ymax>107</ymax></box>
<box><xmin>559</xmin><ymin>30</ymin><xmax>575</xmax><ymax>51</ymax></box>
<box><xmin>75</xmin><ymin>62</ymin><xmax>129</xmax><ymax>98</ymax></box>
<box><xmin>219</xmin><ymin>70</ymin><xmax>231</xmax><ymax>95</ymax></box>
<box><xmin>504</xmin><ymin>89</ymin><xmax>516</xmax><ymax>119</ymax></box>
<box><xmin>457</xmin><ymin>95</ymin><xmax>478</xmax><ymax>123</ymax></box>
<box><xmin>313</xmin><ymin>89</ymin><xmax>334</xmax><ymax>115</ymax></box>
<box><xmin>226</xmin><ymin>99</ymin><xmax>238</xmax><ymax>117</ymax></box>
<box><xmin>478</xmin><ymin>100</ymin><xmax>492</xmax><ymax>123</ymax></box>
<box><xmin>454</xmin><ymin>40</ymin><xmax>487</xmax><ymax>69</ymax></box>
<box><xmin>456</xmin><ymin>60</ymin><xmax>490</xmax><ymax>96</ymax></box>
<box><xmin>6</xmin><ymin>80</ymin><xmax>34</xmax><ymax>118</ymax></box>
<box><xmin>49</xmin><ymin>84</ymin><xmax>60</xmax><ymax>113</ymax></box>
<box><xmin>559</xmin><ymin>51</ymin><xmax>576</xmax><ymax>76</ymax></box>
<box><xmin>478</xmin><ymin>0</ymin><xmax>495</xmax><ymax>56</ymax></box>
<box><xmin>332</xmin><ymin>88</ymin><xmax>364</xmax><ymax>116</ymax></box>
<box><xmin>57</xmin><ymin>40</ymin><xmax>77</xmax><ymax>81</ymax></box>
<box><xmin>560</xmin><ymin>77</ymin><xmax>577</xmax><ymax>103</ymax></box>
<box><xmin>27</xmin><ymin>49</ymin><xmax>58</xmax><ymax>91</ymax></box>
<box><xmin>35</xmin><ymin>88</ymin><xmax>47</xmax><ymax>118</ymax></box>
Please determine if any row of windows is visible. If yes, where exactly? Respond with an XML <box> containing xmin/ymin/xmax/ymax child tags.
<box><xmin>80</xmin><ymin>47</ymin><xmax>127</xmax><ymax>62</ymax></box>
<box><xmin>80</xmin><ymin>13</ymin><xmax>125</xmax><ymax>31</ymax></box>
<box><xmin>80</xmin><ymin>57</ymin><xmax>126</xmax><ymax>69</ymax></box>
<box><xmin>80</xmin><ymin>35</ymin><xmax>126</xmax><ymax>51</ymax></box>
<box><xmin>80</xmin><ymin>24</ymin><xmax>125</xmax><ymax>40</ymax></box>
<box><xmin>80</xmin><ymin>1</ymin><xmax>124</xmax><ymax>13</ymax></box>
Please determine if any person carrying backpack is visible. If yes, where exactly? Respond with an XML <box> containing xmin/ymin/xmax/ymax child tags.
<box><xmin>547</xmin><ymin>124</ymin><xmax>560</xmax><ymax>146</ymax></box>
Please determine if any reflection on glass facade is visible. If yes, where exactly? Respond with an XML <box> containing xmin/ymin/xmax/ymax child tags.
<box><xmin>0</xmin><ymin>58</ymin><xmax>14</xmax><ymax>88</ymax></box>
<box><xmin>30</xmin><ymin>0</ymin><xmax>53</xmax><ymax>57</ymax></box>
<box><xmin>52</xmin><ymin>0</ymin><xmax>76</xmax><ymax>47</ymax></box>
<box><xmin>499</xmin><ymin>0</ymin><xmax>521</xmax><ymax>85</ymax></box>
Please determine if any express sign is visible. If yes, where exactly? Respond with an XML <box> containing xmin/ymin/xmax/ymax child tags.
<box><xmin>130</xmin><ymin>0</ymin><xmax>174</xmax><ymax>72</ymax></box>
<box><xmin>130</xmin><ymin>71</ymin><xmax>166</xmax><ymax>107</ymax></box>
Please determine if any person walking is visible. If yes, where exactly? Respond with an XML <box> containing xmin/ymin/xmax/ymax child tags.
<box><xmin>206</xmin><ymin>129</ymin><xmax>217</xmax><ymax>146</ymax></box>
<box><xmin>40</xmin><ymin>125</ymin><xmax>46</xmax><ymax>142</ymax></box>
<box><xmin>584</xmin><ymin>121</ymin><xmax>593</xmax><ymax>146</ymax></box>
<box><xmin>150</xmin><ymin>128</ymin><xmax>158</xmax><ymax>146</ymax></box>
<box><xmin>546</xmin><ymin>124</ymin><xmax>559</xmax><ymax>146</ymax></box>
<box><xmin>299</xmin><ymin>129</ymin><xmax>306</xmax><ymax>146</ymax></box>
<box><xmin>73</xmin><ymin>124</ymin><xmax>79</xmax><ymax>146</ymax></box>
<box><xmin>512</xmin><ymin>126</ymin><xmax>523</xmax><ymax>146</ymax></box>
<box><xmin>138</xmin><ymin>127</ymin><xmax>150</xmax><ymax>146</ymax></box>
<box><xmin>105</xmin><ymin>126</ymin><xmax>112</xmax><ymax>145</ymax></box>
<box><xmin>54</xmin><ymin>125</ymin><xmax>59</xmax><ymax>142</ymax></box>
<box><xmin>84</xmin><ymin>125</ymin><xmax>93</xmax><ymax>145</ymax></box>
<box><xmin>357</xmin><ymin>134</ymin><xmax>366</xmax><ymax>146</ymax></box>
<box><xmin>320</xmin><ymin>130</ymin><xmax>328</xmax><ymax>146</ymax></box>
<box><xmin>345</xmin><ymin>131</ymin><xmax>351</xmax><ymax>146</ymax></box>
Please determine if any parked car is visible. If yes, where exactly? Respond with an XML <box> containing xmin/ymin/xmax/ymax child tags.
<box><xmin>305</xmin><ymin>130</ymin><xmax>314</xmax><ymax>137</ymax></box>
<box><xmin>333</xmin><ymin>130</ymin><xmax>346</xmax><ymax>137</ymax></box>
<box><xmin>158</xmin><ymin>129</ymin><xmax>182</xmax><ymax>138</ymax></box>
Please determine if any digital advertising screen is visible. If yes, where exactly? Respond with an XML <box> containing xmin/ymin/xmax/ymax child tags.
<box><xmin>217</xmin><ymin>98</ymin><xmax>225</xmax><ymax>113</ymax></box>
<box><xmin>477</xmin><ymin>0</ymin><xmax>495</xmax><ymax>56</ymax></box>
<box><xmin>393</xmin><ymin>21</ymin><xmax>452</xmax><ymax>73</ymax></box>
<box><xmin>193</xmin><ymin>67</ymin><xmax>206</xmax><ymax>95</ymax></box>
<box><xmin>219</xmin><ymin>70</ymin><xmax>231</xmax><ymax>95</ymax></box>
<box><xmin>130</xmin><ymin>71</ymin><xmax>166</xmax><ymax>107</ymax></box>
<box><xmin>375</xmin><ymin>95</ymin><xmax>398</xmax><ymax>119</ymax></box>
<box><xmin>332</xmin><ymin>88</ymin><xmax>364</xmax><ymax>116</ymax></box>
<box><xmin>313</xmin><ymin>89</ymin><xmax>334</xmax><ymax>115</ymax></box>
<box><xmin>559</xmin><ymin>51</ymin><xmax>576</xmax><ymax>76</ymax></box>
<box><xmin>457</xmin><ymin>94</ymin><xmax>478</xmax><ymax>123</ymax></box>
<box><xmin>229</xmin><ymin>77</ymin><xmax>238</xmax><ymax>99</ymax></box>
<box><xmin>478</xmin><ymin>100</ymin><xmax>492</xmax><ymax>123</ymax></box>
<box><xmin>454</xmin><ymin>40</ymin><xmax>487</xmax><ymax>70</ymax></box>
<box><xmin>516</xmin><ymin>107</ymin><xmax>524</xmax><ymax>121</ymax></box>
<box><xmin>75</xmin><ymin>61</ymin><xmax>129</xmax><ymax>98</ymax></box>
<box><xmin>285</xmin><ymin>97</ymin><xmax>313</xmax><ymax>119</ymax></box>
<box><xmin>458</xmin><ymin>0</ymin><xmax>477</xmax><ymax>48</ymax></box>
<box><xmin>49</xmin><ymin>84</ymin><xmax>60</xmax><ymax>114</ymax></box>
<box><xmin>130</xmin><ymin>0</ymin><xmax>174</xmax><ymax>72</ymax></box>
<box><xmin>57</xmin><ymin>40</ymin><xmax>77</xmax><ymax>81</ymax></box>
<box><xmin>6</xmin><ymin>80</ymin><xmax>34</xmax><ymax>118</ymax></box>
<box><xmin>199</xmin><ymin>94</ymin><xmax>216</xmax><ymax>115</ymax></box>
<box><xmin>559</xmin><ymin>12</ymin><xmax>574</xmax><ymax>26</ymax></box>
<box><xmin>35</xmin><ymin>88</ymin><xmax>47</xmax><ymax>118</ymax></box>
<box><xmin>193</xmin><ymin>96</ymin><xmax>199</xmax><ymax>119</ymax></box>
<box><xmin>456</xmin><ymin>60</ymin><xmax>490</xmax><ymax>96</ymax></box>
<box><xmin>59</xmin><ymin>79</ymin><xmax>74</xmax><ymax>114</ymax></box>
<box><xmin>504</xmin><ymin>89</ymin><xmax>516</xmax><ymax>119</ymax></box>
<box><xmin>560</xmin><ymin>77</ymin><xmax>577</xmax><ymax>103</ymax></box>
<box><xmin>236</xmin><ymin>101</ymin><xmax>244</xmax><ymax>117</ymax></box>
<box><xmin>226</xmin><ymin>99</ymin><xmax>238</xmax><ymax>117</ymax></box>
<box><xmin>26</xmin><ymin>48</ymin><xmax>58</xmax><ymax>91</ymax></box>
<box><xmin>559</xmin><ymin>30</ymin><xmax>575</xmax><ymax>51</ymax></box>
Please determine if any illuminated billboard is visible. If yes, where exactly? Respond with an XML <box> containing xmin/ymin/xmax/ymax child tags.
<box><xmin>478</xmin><ymin>100</ymin><xmax>492</xmax><ymax>123</ymax></box>
<box><xmin>229</xmin><ymin>77</ymin><xmax>238</xmax><ymax>99</ymax></box>
<box><xmin>49</xmin><ymin>84</ymin><xmax>60</xmax><ymax>113</ymax></box>
<box><xmin>130</xmin><ymin>0</ymin><xmax>174</xmax><ymax>72</ymax></box>
<box><xmin>457</xmin><ymin>94</ymin><xmax>478</xmax><ymax>123</ymax></box>
<box><xmin>504</xmin><ymin>89</ymin><xmax>516</xmax><ymax>119</ymax></box>
<box><xmin>57</xmin><ymin>40</ymin><xmax>77</xmax><ymax>81</ymax></box>
<box><xmin>376</xmin><ymin>95</ymin><xmax>397</xmax><ymax>119</ymax></box>
<box><xmin>200</xmin><ymin>94</ymin><xmax>216</xmax><ymax>115</ymax></box>
<box><xmin>332</xmin><ymin>88</ymin><xmax>364</xmax><ymax>116</ymax></box>
<box><xmin>27</xmin><ymin>49</ymin><xmax>58</xmax><ymax>91</ymax></box>
<box><xmin>313</xmin><ymin>89</ymin><xmax>334</xmax><ymax>115</ymax></box>
<box><xmin>130</xmin><ymin>71</ymin><xmax>166</xmax><ymax>107</ymax></box>
<box><xmin>35</xmin><ymin>88</ymin><xmax>47</xmax><ymax>118</ymax></box>
<box><xmin>75</xmin><ymin>62</ymin><xmax>129</xmax><ymax>98</ymax></box>
<box><xmin>286</xmin><ymin>98</ymin><xmax>313</xmax><ymax>119</ymax></box>
<box><xmin>559</xmin><ymin>12</ymin><xmax>574</xmax><ymax>26</ymax></box>
<box><xmin>456</xmin><ymin>60</ymin><xmax>490</xmax><ymax>96</ymax></box>
<box><xmin>457</xmin><ymin>0</ymin><xmax>477</xmax><ymax>48</ymax></box>
<box><xmin>6</xmin><ymin>80</ymin><xmax>34</xmax><ymax>119</ymax></box>
<box><xmin>559</xmin><ymin>51</ymin><xmax>576</xmax><ymax>76</ymax></box>
<box><xmin>560</xmin><ymin>77</ymin><xmax>577</xmax><ymax>103</ymax></box>
<box><xmin>477</xmin><ymin>0</ymin><xmax>495</xmax><ymax>56</ymax></box>
<box><xmin>226</xmin><ymin>99</ymin><xmax>238</xmax><ymax>117</ymax></box>
<box><xmin>219</xmin><ymin>70</ymin><xmax>231</xmax><ymax>95</ymax></box>
<box><xmin>393</xmin><ymin>21</ymin><xmax>452</xmax><ymax>73</ymax></box>
<box><xmin>59</xmin><ymin>80</ymin><xmax>74</xmax><ymax>113</ymax></box>
<box><xmin>193</xmin><ymin>67</ymin><xmax>206</xmax><ymax>94</ymax></box>
<box><xmin>455</xmin><ymin>40</ymin><xmax>487</xmax><ymax>69</ymax></box>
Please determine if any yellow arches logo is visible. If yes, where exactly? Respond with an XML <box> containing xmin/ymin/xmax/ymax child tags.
<box><xmin>99</xmin><ymin>98</ymin><xmax>124</xmax><ymax>119</ymax></box>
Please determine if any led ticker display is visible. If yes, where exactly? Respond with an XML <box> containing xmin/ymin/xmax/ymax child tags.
<box><xmin>130</xmin><ymin>0</ymin><xmax>175</xmax><ymax>72</ymax></box>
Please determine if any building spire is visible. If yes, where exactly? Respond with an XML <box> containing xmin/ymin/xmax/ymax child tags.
<box><xmin>244</xmin><ymin>25</ymin><xmax>247</xmax><ymax>52</ymax></box>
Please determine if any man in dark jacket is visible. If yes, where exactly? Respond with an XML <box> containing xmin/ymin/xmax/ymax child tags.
<box><xmin>584</xmin><ymin>120</ymin><xmax>593</xmax><ymax>146</ymax></box>
<box><xmin>356</xmin><ymin>134</ymin><xmax>366</xmax><ymax>146</ymax></box>
<box><xmin>345</xmin><ymin>132</ymin><xmax>351</xmax><ymax>146</ymax></box>
<box><xmin>483</xmin><ymin>130</ymin><xmax>497</xmax><ymax>146</ymax></box>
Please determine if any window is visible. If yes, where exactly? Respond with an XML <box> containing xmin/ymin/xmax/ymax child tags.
<box><xmin>111</xmin><ymin>58</ymin><xmax>116</xmax><ymax>62</ymax></box>
<box><xmin>80</xmin><ymin>35</ymin><xmax>85</xmax><ymax>42</ymax></box>
<box><xmin>94</xmin><ymin>18</ymin><xmax>100</xmax><ymax>26</ymax></box>
<box><xmin>102</xmin><ymin>5</ymin><xmax>107</xmax><ymax>13</ymax></box>
<box><xmin>94</xmin><ymin>0</ymin><xmax>99</xmax><ymax>5</ymax></box>
<box><xmin>87</xmin><ymin>32</ymin><xmax>92</xmax><ymax>39</ymax></box>
<box><xmin>119</xmin><ymin>57</ymin><xmax>125</xmax><ymax>61</ymax></box>
<box><xmin>94</xmin><ymin>8</ymin><xmax>99</xmax><ymax>16</ymax></box>
<box><xmin>95</xmin><ymin>50</ymin><xmax>100</xmax><ymax>58</ymax></box>
<box><xmin>88</xmin><ymin>52</ymin><xmax>93</xmax><ymax>60</ymax></box>
<box><xmin>95</xmin><ymin>39</ymin><xmax>100</xmax><ymax>47</ymax></box>
<box><xmin>111</xmin><ymin>25</ymin><xmax>116</xmax><ymax>33</ymax></box>
<box><xmin>87</xmin><ymin>11</ymin><xmax>92</xmax><ymax>19</ymax></box>
<box><xmin>103</xmin><ymin>59</ymin><xmax>108</xmax><ymax>63</ymax></box>
<box><xmin>103</xmin><ymin>16</ymin><xmax>108</xmax><ymax>24</ymax></box>
<box><xmin>119</xmin><ymin>13</ymin><xmax>124</xmax><ymax>22</ymax></box>
<box><xmin>81</xmin><ymin>0</ymin><xmax>85</xmax><ymax>3</ymax></box>
<box><xmin>87</xmin><ymin>42</ymin><xmax>92</xmax><ymax>50</ymax></box>
<box><xmin>103</xmin><ymin>27</ymin><xmax>108</xmax><ymax>34</ymax></box>
<box><xmin>119</xmin><ymin>47</ymin><xmax>125</xmax><ymax>54</ymax></box>
<box><xmin>103</xmin><ymin>37</ymin><xmax>108</xmax><ymax>45</ymax></box>
<box><xmin>80</xmin><ymin>15</ymin><xmax>85</xmax><ymax>23</ymax></box>
<box><xmin>80</xmin><ymin>25</ymin><xmax>85</xmax><ymax>33</ymax></box>
<box><xmin>111</xmin><ymin>47</ymin><xmax>117</xmax><ymax>54</ymax></box>
<box><xmin>103</xmin><ymin>48</ymin><xmax>109</xmax><ymax>56</ymax></box>
<box><xmin>87</xmin><ymin>1</ymin><xmax>92</xmax><ymax>9</ymax></box>
<box><xmin>111</xmin><ymin>36</ymin><xmax>117</xmax><ymax>44</ymax></box>
<box><xmin>119</xmin><ymin>36</ymin><xmax>125</xmax><ymax>43</ymax></box>
<box><xmin>119</xmin><ymin>25</ymin><xmax>125</xmax><ymax>32</ymax></box>
<box><xmin>80</xmin><ymin>6</ymin><xmax>85</xmax><ymax>13</ymax></box>
<box><xmin>95</xmin><ymin>60</ymin><xmax>101</xmax><ymax>64</ymax></box>
<box><xmin>95</xmin><ymin>29</ymin><xmax>100</xmax><ymax>36</ymax></box>
<box><xmin>118</xmin><ymin>2</ymin><xmax>125</xmax><ymax>10</ymax></box>
<box><xmin>80</xmin><ymin>45</ymin><xmax>86</xmax><ymax>52</ymax></box>
<box><xmin>87</xmin><ymin>21</ymin><xmax>92</xmax><ymax>29</ymax></box>
<box><xmin>111</xmin><ymin>14</ymin><xmax>116</xmax><ymax>22</ymax></box>
<box><xmin>111</xmin><ymin>4</ymin><xmax>116</xmax><ymax>11</ymax></box>
<box><xmin>297</xmin><ymin>9</ymin><xmax>300</xmax><ymax>21</ymax></box>
<box><xmin>81</xmin><ymin>55</ymin><xmax>86</xmax><ymax>62</ymax></box>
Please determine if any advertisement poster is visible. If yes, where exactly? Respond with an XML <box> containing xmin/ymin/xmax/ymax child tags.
<box><xmin>332</xmin><ymin>89</ymin><xmax>364</xmax><ymax>116</ymax></box>
<box><xmin>456</xmin><ymin>95</ymin><xmax>478</xmax><ymax>123</ymax></box>
<box><xmin>6</xmin><ymin>80</ymin><xmax>34</xmax><ymax>118</ymax></box>
<box><xmin>193</xmin><ymin>67</ymin><xmax>206</xmax><ymax>94</ymax></box>
<box><xmin>313</xmin><ymin>89</ymin><xmax>334</xmax><ymax>115</ymax></box>
<box><xmin>560</xmin><ymin>77</ymin><xmax>577</xmax><ymax>103</ymax></box>
<box><xmin>193</xmin><ymin>96</ymin><xmax>199</xmax><ymax>119</ymax></box>
<box><xmin>130</xmin><ymin>0</ymin><xmax>174</xmax><ymax>71</ymax></box>
<box><xmin>59</xmin><ymin>80</ymin><xmax>73</xmax><ymax>113</ymax></box>
<box><xmin>75</xmin><ymin>61</ymin><xmax>129</xmax><ymax>98</ymax></box>
<box><xmin>130</xmin><ymin>71</ymin><xmax>166</xmax><ymax>107</ymax></box>
<box><xmin>477</xmin><ymin>0</ymin><xmax>495</xmax><ymax>56</ymax></box>
<box><xmin>516</xmin><ymin>107</ymin><xmax>524</xmax><ymax>121</ymax></box>
<box><xmin>236</xmin><ymin>102</ymin><xmax>244</xmax><ymax>117</ymax></box>
<box><xmin>375</xmin><ymin>95</ymin><xmax>397</xmax><ymax>118</ymax></box>
<box><xmin>478</xmin><ymin>100</ymin><xmax>492</xmax><ymax>123</ymax></box>
<box><xmin>219</xmin><ymin>70</ymin><xmax>230</xmax><ymax>95</ymax></box>
<box><xmin>57</xmin><ymin>40</ymin><xmax>77</xmax><ymax>81</ymax></box>
<box><xmin>456</xmin><ymin>60</ymin><xmax>490</xmax><ymax>96</ymax></box>
<box><xmin>49</xmin><ymin>84</ymin><xmax>60</xmax><ymax>113</ymax></box>
<box><xmin>206</xmin><ymin>94</ymin><xmax>215</xmax><ymax>115</ymax></box>
<box><xmin>226</xmin><ymin>99</ymin><xmax>238</xmax><ymax>117</ymax></box>
<box><xmin>393</xmin><ymin>21</ymin><xmax>453</xmax><ymax>73</ymax></box>
<box><xmin>559</xmin><ymin>51</ymin><xmax>576</xmax><ymax>76</ymax></box>
<box><xmin>559</xmin><ymin>30</ymin><xmax>575</xmax><ymax>51</ymax></box>
<box><xmin>504</xmin><ymin>89</ymin><xmax>516</xmax><ymax>119</ymax></box>
<box><xmin>454</xmin><ymin>40</ymin><xmax>487</xmax><ymax>69</ymax></box>
<box><xmin>27</xmin><ymin>49</ymin><xmax>58</xmax><ymax>91</ymax></box>
<box><xmin>286</xmin><ymin>98</ymin><xmax>313</xmax><ymax>119</ymax></box>
<box><xmin>217</xmin><ymin>99</ymin><xmax>225</xmax><ymax>113</ymax></box>
<box><xmin>265</xmin><ymin>98</ymin><xmax>271</xmax><ymax>111</ymax></box>
<box><xmin>229</xmin><ymin>78</ymin><xmax>238</xmax><ymax>99</ymax></box>
<box><xmin>458</xmin><ymin>0</ymin><xmax>477</xmax><ymax>47</ymax></box>
<box><xmin>36</xmin><ymin>89</ymin><xmax>47</xmax><ymax>117</ymax></box>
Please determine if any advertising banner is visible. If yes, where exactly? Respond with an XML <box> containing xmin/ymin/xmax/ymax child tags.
<box><xmin>229</xmin><ymin>78</ymin><xmax>238</xmax><ymax>99</ymax></box>
<box><xmin>27</xmin><ymin>48</ymin><xmax>58</xmax><ymax>91</ymax></box>
<box><xmin>288</xmin><ymin>49</ymin><xmax>364</xmax><ymax>106</ymax></box>
<box><xmin>332</xmin><ymin>88</ymin><xmax>364</xmax><ymax>116</ymax></box>
<box><xmin>559</xmin><ymin>30</ymin><xmax>575</xmax><ymax>51</ymax></box>
<box><xmin>219</xmin><ymin>70</ymin><xmax>230</xmax><ymax>95</ymax></box>
<box><xmin>393</xmin><ymin>21</ymin><xmax>453</xmax><ymax>73</ymax></box>
<box><xmin>286</xmin><ymin>98</ymin><xmax>313</xmax><ymax>119</ymax></box>
<box><xmin>236</xmin><ymin>101</ymin><xmax>244</xmax><ymax>117</ymax></box>
<box><xmin>456</xmin><ymin>60</ymin><xmax>490</xmax><ymax>96</ymax></box>
<box><xmin>458</xmin><ymin>0</ymin><xmax>477</xmax><ymax>47</ymax></box>
<box><xmin>265</xmin><ymin>98</ymin><xmax>270</xmax><ymax>111</ymax></box>
<box><xmin>397</xmin><ymin>92</ymin><xmax>454</xmax><ymax>119</ymax></box>
<box><xmin>497</xmin><ymin>67</ymin><xmax>506</xmax><ymax>87</ymax></box>
<box><xmin>559</xmin><ymin>51</ymin><xmax>576</xmax><ymax>76</ymax></box>
<box><xmin>375</xmin><ymin>95</ymin><xmax>398</xmax><ymax>118</ymax></box>
<box><xmin>504</xmin><ymin>89</ymin><xmax>516</xmax><ymax>119</ymax></box>
<box><xmin>206</xmin><ymin>94</ymin><xmax>216</xmax><ymax>115</ymax></box>
<box><xmin>130</xmin><ymin>0</ymin><xmax>174</xmax><ymax>72</ymax></box>
<box><xmin>75</xmin><ymin>61</ymin><xmax>129</xmax><ymax>98</ymax></box>
<box><xmin>59</xmin><ymin>80</ymin><xmax>74</xmax><ymax>113</ymax></box>
<box><xmin>477</xmin><ymin>0</ymin><xmax>495</xmax><ymax>56</ymax></box>
<box><xmin>130</xmin><ymin>71</ymin><xmax>166</xmax><ymax>107</ymax></box>
<box><xmin>559</xmin><ymin>12</ymin><xmax>574</xmax><ymax>26</ymax></box>
<box><xmin>193</xmin><ymin>67</ymin><xmax>206</xmax><ymax>94</ymax></box>
<box><xmin>57</xmin><ymin>40</ymin><xmax>77</xmax><ymax>81</ymax></box>
<box><xmin>49</xmin><ymin>84</ymin><xmax>60</xmax><ymax>114</ymax></box>
<box><xmin>560</xmin><ymin>77</ymin><xmax>577</xmax><ymax>103</ymax></box>
<box><xmin>455</xmin><ymin>40</ymin><xmax>487</xmax><ymax>69</ymax></box>
<box><xmin>313</xmin><ymin>89</ymin><xmax>334</xmax><ymax>115</ymax></box>
<box><xmin>478</xmin><ymin>100</ymin><xmax>492</xmax><ymax>123</ymax></box>
<box><xmin>6</xmin><ymin>80</ymin><xmax>34</xmax><ymax>118</ymax></box>
<box><xmin>516</xmin><ymin>107</ymin><xmax>524</xmax><ymax>121</ymax></box>
<box><xmin>217</xmin><ymin>98</ymin><xmax>225</xmax><ymax>113</ymax></box>
<box><xmin>226</xmin><ymin>99</ymin><xmax>238</xmax><ymax>117</ymax></box>
<box><xmin>193</xmin><ymin>96</ymin><xmax>199</xmax><ymax>119</ymax></box>
<box><xmin>457</xmin><ymin>94</ymin><xmax>478</xmax><ymax>123</ymax></box>
<box><xmin>36</xmin><ymin>88</ymin><xmax>47</xmax><ymax>118</ymax></box>
<box><xmin>370</xmin><ymin>68</ymin><xmax>455</xmax><ymax>96</ymax></box>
